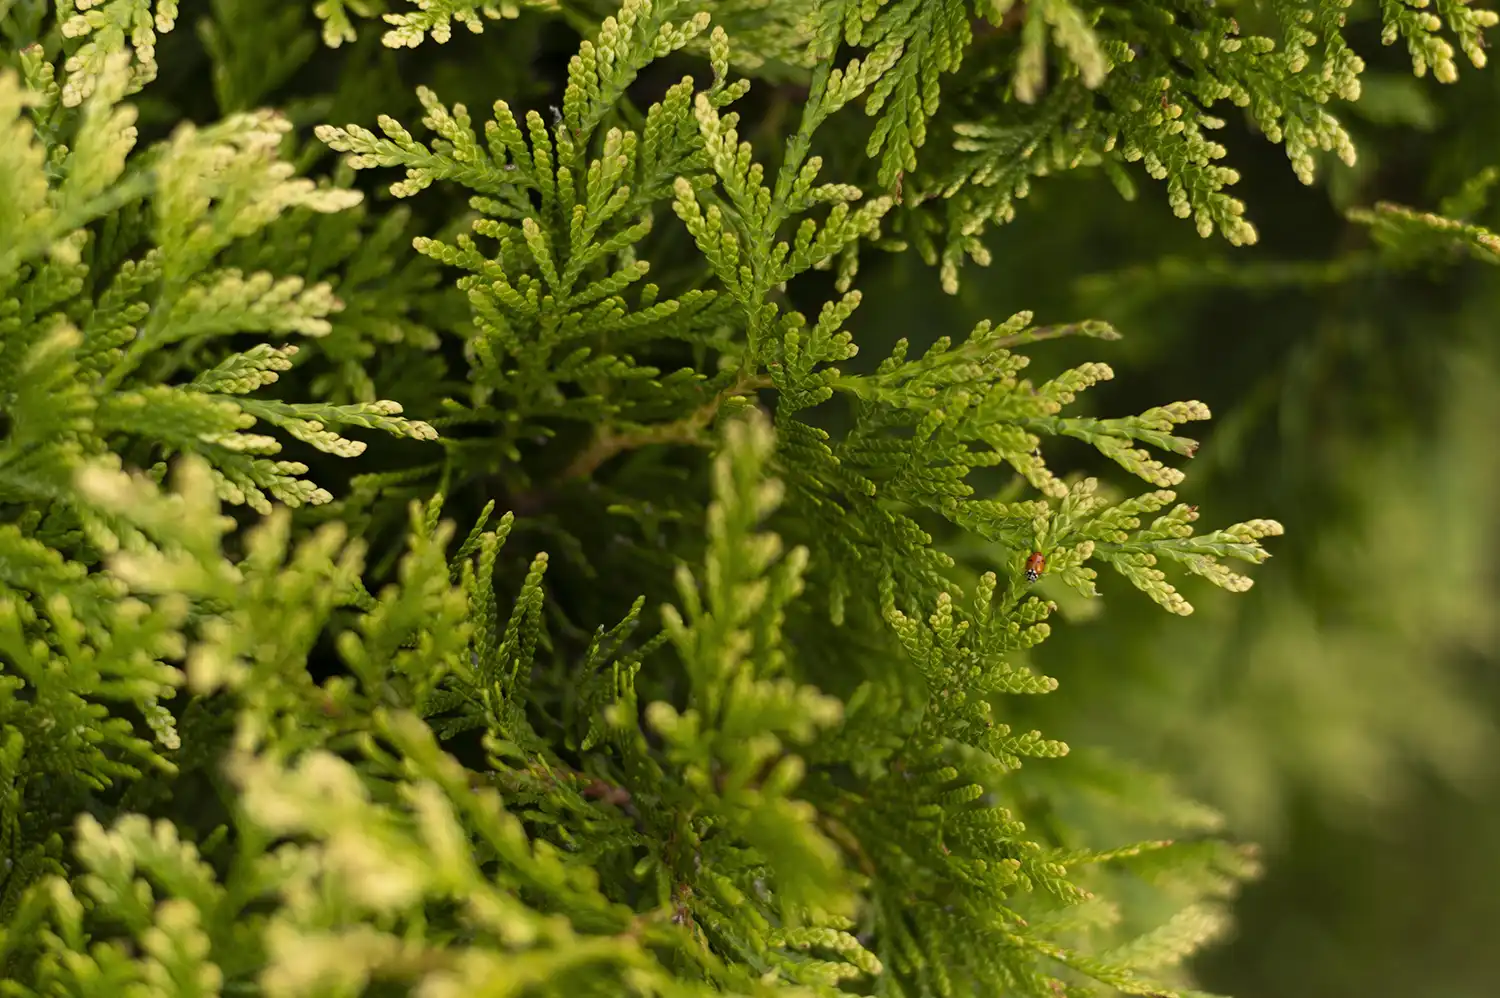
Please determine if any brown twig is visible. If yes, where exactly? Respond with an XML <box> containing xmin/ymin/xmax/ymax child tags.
<box><xmin>560</xmin><ymin>373</ymin><xmax>774</xmax><ymax>483</ymax></box>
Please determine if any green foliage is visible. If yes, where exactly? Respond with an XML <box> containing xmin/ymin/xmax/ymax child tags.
<box><xmin>0</xmin><ymin>0</ymin><xmax>1487</xmax><ymax>996</ymax></box>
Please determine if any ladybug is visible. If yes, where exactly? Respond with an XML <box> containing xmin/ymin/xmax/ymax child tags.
<box><xmin>1024</xmin><ymin>551</ymin><xmax>1046</xmax><ymax>583</ymax></box>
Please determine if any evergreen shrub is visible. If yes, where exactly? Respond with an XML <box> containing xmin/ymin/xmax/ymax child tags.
<box><xmin>1</xmin><ymin>1</ymin><xmax>1495</xmax><ymax>995</ymax></box>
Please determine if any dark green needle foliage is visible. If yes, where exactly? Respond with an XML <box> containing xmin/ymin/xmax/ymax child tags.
<box><xmin>0</xmin><ymin>1</ymin><xmax>1490</xmax><ymax>996</ymax></box>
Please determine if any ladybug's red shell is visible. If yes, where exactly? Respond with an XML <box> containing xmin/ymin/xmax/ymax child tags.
<box><xmin>1024</xmin><ymin>551</ymin><xmax>1046</xmax><ymax>583</ymax></box>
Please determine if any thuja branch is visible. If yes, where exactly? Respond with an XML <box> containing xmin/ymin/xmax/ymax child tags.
<box><xmin>993</xmin><ymin>319</ymin><xmax>1122</xmax><ymax>349</ymax></box>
